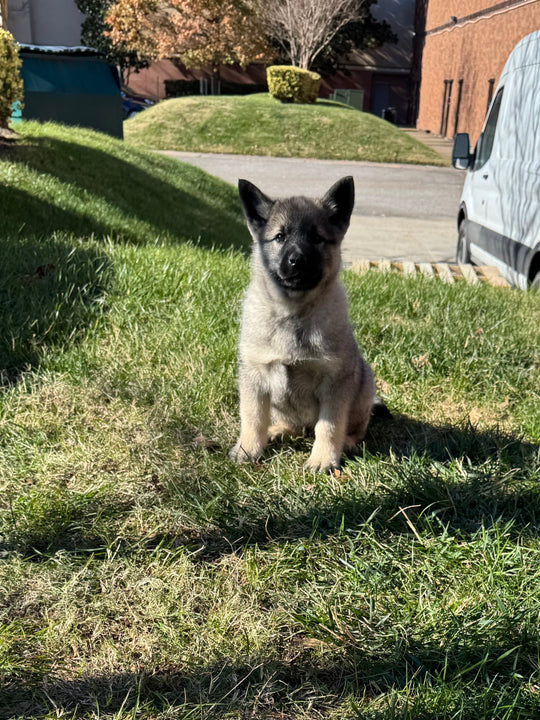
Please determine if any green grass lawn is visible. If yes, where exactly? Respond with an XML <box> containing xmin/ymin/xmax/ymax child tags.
<box><xmin>124</xmin><ymin>93</ymin><xmax>447</xmax><ymax>165</ymax></box>
<box><xmin>1</xmin><ymin>122</ymin><xmax>540</xmax><ymax>720</ymax></box>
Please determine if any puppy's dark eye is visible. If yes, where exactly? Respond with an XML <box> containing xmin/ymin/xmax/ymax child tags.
<box><xmin>312</xmin><ymin>232</ymin><xmax>325</xmax><ymax>244</ymax></box>
<box><xmin>274</xmin><ymin>232</ymin><xmax>285</xmax><ymax>243</ymax></box>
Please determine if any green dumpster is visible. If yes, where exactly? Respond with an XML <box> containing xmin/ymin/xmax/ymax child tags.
<box><xmin>16</xmin><ymin>45</ymin><xmax>123</xmax><ymax>138</ymax></box>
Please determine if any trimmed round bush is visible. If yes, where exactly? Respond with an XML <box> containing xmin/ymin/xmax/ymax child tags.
<box><xmin>0</xmin><ymin>28</ymin><xmax>24</xmax><ymax>128</ymax></box>
<box><xmin>266</xmin><ymin>65</ymin><xmax>320</xmax><ymax>104</ymax></box>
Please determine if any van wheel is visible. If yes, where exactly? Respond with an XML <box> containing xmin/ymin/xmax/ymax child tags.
<box><xmin>456</xmin><ymin>221</ymin><xmax>471</xmax><ymax>264</ymax></box>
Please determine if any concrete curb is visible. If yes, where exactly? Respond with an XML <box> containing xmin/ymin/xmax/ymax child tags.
<box><xmin>350</xmin><ymin>261</ymin><xmax>510</xmax><ymax>287</ymax></box>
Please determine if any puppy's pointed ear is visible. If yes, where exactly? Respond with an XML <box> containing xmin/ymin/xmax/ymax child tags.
<box><xmin>238</xmin><ymin>180</ymin><xmax>274</xmax><ymax>234</ymax></box>
<box><xmin>321</xmin><ymin>176</ymin><xmax>355</xmax><ymax>230</ymax></box>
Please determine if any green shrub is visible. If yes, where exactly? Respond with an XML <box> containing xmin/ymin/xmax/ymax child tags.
<box><xmin>0</xmin><ymin>28</ymin><xmax>24</xmax><ymax>128</ymax></box>
<box><xmin>266</xmin><ymin>65</ymin><xmax>320</xmax><ymax>104</ymax></box>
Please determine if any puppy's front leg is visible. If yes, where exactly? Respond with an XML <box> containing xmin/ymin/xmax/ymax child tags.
<box><xmin>305</xmin><ymin>381</ymin><xmax>350</xmax><ymax>472</ymax></box>
<box><xmin>230</xmin><ymin>369</ymin><xmax>270</xmax><ymax>463</ymax></box>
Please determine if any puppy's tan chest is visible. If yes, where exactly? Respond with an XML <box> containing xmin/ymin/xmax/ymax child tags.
<box><xmin>269</xmin><ymin>314</ymin><xmax>329</xmax><ymax>361</ymax></box>
<box><xmin>265</xmin><ymin>359</ymin><xmax>326</xmax><ymax>422</ymax></box>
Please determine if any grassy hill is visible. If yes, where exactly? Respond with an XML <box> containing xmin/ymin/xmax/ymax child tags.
<box><xmin>125</xmin><ymin>93</ymin><xmax>447</xmax><ymax>165</ymax></box>
<box><xmin>1</xmin><ymin>122</ymin><xmax>540</xmax><ymax>719</ymax></box>
<box><xmin>1</xmin><ymin>120</ymin><xmax>246</xmax><ymax>249</ymax></box>
<box><xmin>0</xmin><ymin>121</ymin><xmax>248</xmax><ymax>374</ymax></box>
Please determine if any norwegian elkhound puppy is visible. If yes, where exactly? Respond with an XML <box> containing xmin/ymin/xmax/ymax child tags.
<box><xmin>229</xmin><ymin>176</ymin><xmax>377</xmax><ymax>472</ymax></box>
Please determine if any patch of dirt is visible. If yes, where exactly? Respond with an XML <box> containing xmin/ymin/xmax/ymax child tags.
<box><xmin>0</xmin><ymin>126</ymin><xmax>19</xmax><ymax>151</ymax></box>
<box><xmin>431</xmin><ymin>394</ymin><xmax>513</xmax><ymax>430</ymax></box>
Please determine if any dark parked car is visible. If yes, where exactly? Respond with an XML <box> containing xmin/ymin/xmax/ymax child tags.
<box><xmin>122</xmin><ymin>91</ymin><xmax>154</xmax><ymax>119</ymax></box>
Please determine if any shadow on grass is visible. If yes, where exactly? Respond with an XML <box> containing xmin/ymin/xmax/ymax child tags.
<box><xmin>2</xmin><ymin>419</ymin><xmax>539</xmax><ymax>719</ymax></box>
<box><xmin>2</xmin><ymin>639</ymin><xmax>538</xmax><ymax>719</ymax></box>
<box><xmin>5</xmin><ymin>414</ymin><xmax>538</xmax><ymax>563</ymax></box>
<box><xmin>6</xmin><ymin>135</ymin><xmax>250</xmax><ymax>252</ymax></box>
<box><xmin>0</xmin><ymin>484</ymin><xmax>136</xmax><ymax>560</ymax></box>
<box><xmin>0</xmin><ymin>230</ymin><xmax>111</xmax><ymax>378</ymax></box>
<box><xmin>164</xmin><ymin>414</ymin><xmax>540</xmax><ymax>557</ymax></box>
<box><xmin>1</xmin><ymin>183</ymin><xmax>116</xmax><ymax>242</ymax></box>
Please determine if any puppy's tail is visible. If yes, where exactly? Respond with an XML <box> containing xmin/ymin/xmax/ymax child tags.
<box><xmin>372</xmin><ymin>396</ymin><xmax>392</xmax><ymax>420</ymax></box>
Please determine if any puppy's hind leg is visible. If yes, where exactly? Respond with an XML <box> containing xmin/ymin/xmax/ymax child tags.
<box><xmin>344</xmin><ymin>411</ymin><xmax>371</xmax><ymax>453</ymax></box>
<box><xmin>345</xmin><ymin>365</ymin><xmax>377</xmax><ymax>451</ymax></box>
<box><xmin>267</xmin><ymin>415</ymin><xmax>301</xmax><ymax>441</ymax></box>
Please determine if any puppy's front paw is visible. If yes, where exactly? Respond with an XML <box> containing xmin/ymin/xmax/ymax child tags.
<box><xmin>304</xmin><ymin>445</ymin><xmax>341</xmax><ymax>474</ymax></box>
<box><xmin>229</xmin><ymin>440</ymin><xmax>260</xmax><ymax>464</ymax></box>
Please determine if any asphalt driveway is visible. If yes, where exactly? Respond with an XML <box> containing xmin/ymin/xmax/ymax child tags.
<box><xmin>162</xmin><ymin>151</ymin><xmax>466</xmax><ymax>265</ymax></box>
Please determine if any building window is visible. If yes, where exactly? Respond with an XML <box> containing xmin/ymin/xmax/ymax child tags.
<box><xmin>453</xmin><ymin>79</ymin><xmax>464</xmax><ymax>136</ymax></box>
<box><xmin>440</xmin><ymin>79</ymin><xmax>453</xmax><ymax>136</ymax></box>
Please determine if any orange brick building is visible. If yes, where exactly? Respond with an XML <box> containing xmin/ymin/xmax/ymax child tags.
<box><xmin>416</xmin><ymin>0</ymin><xmax>540</xmax><ymax>142</ymax></box>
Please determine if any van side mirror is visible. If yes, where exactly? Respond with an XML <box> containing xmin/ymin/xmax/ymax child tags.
<box><xmin>452</xmin><ymin>133</ymin><xmax>473</xmax><ymax>170</ymax></box>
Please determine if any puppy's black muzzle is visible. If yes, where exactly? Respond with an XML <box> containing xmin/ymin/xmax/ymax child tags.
<box><xmin>277</xmin><ymin>243</ymin><xmax>323</xmax><ymax>291</ymax></box>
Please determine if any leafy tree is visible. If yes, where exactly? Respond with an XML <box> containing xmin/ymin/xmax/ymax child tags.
<box><xmin>105</xmin><ymin>0</ymin><xmax>270</xmax><ymax>86</ymax></box>
<box><xmin>75</xmin><ymin>0</ymin><xmax>149</xmax><ymax>83</ymax></box>
<box><xmin>0</xmin><ymin>28</ymin><xmax>24</xmax><ymax>129</ymax></box>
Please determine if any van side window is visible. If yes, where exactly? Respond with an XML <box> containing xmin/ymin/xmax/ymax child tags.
<box><xmin>475</xmin><ymin>87</ymin><xmax>504</xmax><ymax>170</ymax></box>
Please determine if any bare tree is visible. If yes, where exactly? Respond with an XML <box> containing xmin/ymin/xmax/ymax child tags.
<box><xmin>252</xmin><ymin>0</ymin><xmax>366</xmax><ymax>70</ymax></box>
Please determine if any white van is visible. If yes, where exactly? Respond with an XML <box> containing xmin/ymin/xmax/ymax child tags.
<box><xmin>452</xmin><ymin>30</ymin><xmax>540</xmax><ymax>289</ymax></box>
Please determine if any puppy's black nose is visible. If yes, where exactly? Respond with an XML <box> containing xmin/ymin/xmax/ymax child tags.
<box><xmin>288</xmin><ymin>251</ymin><xmax>300</xmax><ymax>267</ymax></box>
